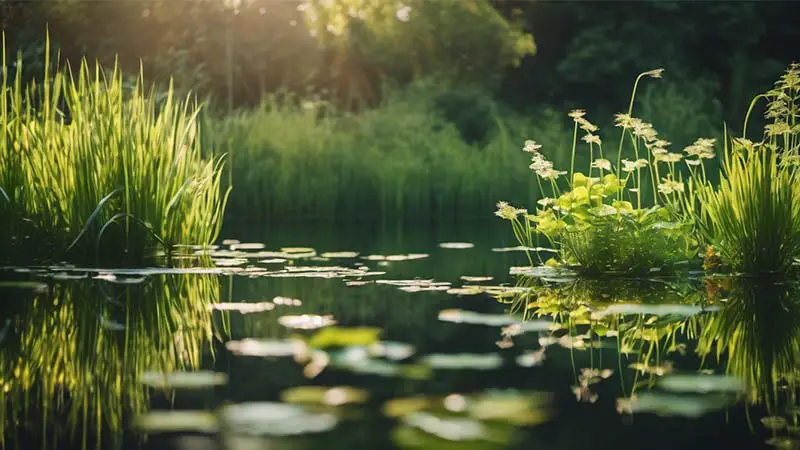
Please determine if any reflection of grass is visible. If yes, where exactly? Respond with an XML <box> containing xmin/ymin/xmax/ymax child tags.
<box><xmin>697</xmin><ymin>280</ymin><xmax>800</xmax><ymax>414</ymax></box>
<box><xmin>0</xmin><ymin>273</ymin><xmax>220</xmax><ymax>449</ymax></box>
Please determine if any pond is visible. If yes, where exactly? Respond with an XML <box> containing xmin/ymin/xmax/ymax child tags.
<box><xmin>0</xmin><ymin>219</ymin><xmax>796</xmax><ymax>450</ymax></box>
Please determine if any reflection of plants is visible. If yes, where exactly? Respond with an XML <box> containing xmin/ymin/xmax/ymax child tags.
<box><xmin>0</xmin><ymin>274</ymin><xmax>220</xmax><ymax>449</ymax></box>
<box><xmin>697</xmin><ymin>280</ymin><xmax>800</xmax><ymax>415</ymax></box>
<box><xmin>503</xmin><ymin>276</ymin><xmax>707</xmax><ymax>402</ymax></box>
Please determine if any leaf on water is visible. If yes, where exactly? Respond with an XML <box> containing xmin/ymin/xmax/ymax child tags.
<box><xmin>369</xmin><ymin>341</ymin><xmax>416</xmax><ymax>360</ymax></box>
<box><xmin>346</xmin><ymin>281</ymin><xmax>371</xmax><ymax>287</ymax></box>
<box><xmin>438</xmin><ymin>309</ymin><xmax>551</xmax><ymax>333</ymax></box>
<box><xmin>446</xmin><ymin>286</ymin><xmax>486</xmax><ymax>296</ymax></box>
<box><xmin>308</xmin><ymin>327</ymin><xmax>382</xmax><ymax>349</ymax></box>
<box><xmin>279</xmin><ymin>314</ymin><xmax>337</xmax><ymax>330</ymax></box>
<box><xmin>273</xmin><ymin>296</ymin><xmax>302</xmax><ymax>306</ymax></box>
<box><xmin>467</xmin><ymin>390</ymin><xmax>553</xmax><ymax>426</ymax></box>
<box><xmin>258</xmin><ymin>258</ymin><xmax>287</xmax><ymax>264</ymax></box>
<box><xmin>591</xmin><ymin>303</ymin><xmax>719</xmax><ymax>319</ymax></box>
<box><xmin>226</xmin><ymin>338</ymin><xmax>307</xmax><ymax>357</ymax></box>
<box><xmin>383</xmin><ymin>397</ymin><xmax>431</xmax><ymax>418</ymax></box>
<box><xmin>93</xmin><ymin>272</ymin><xmax>147</xmax><ymax>284</ymax></box>
<box><xmin>280</xmin><ymin>386</ymin><xmax>369</xmax><ymax>406</ymax></box>
<box><xmin>222</xmin><ymin>239</ymin><xmax>240</xmax><ymax>246</ymax></box>
<box><xmin>134</xmin><ymin>411</ymin><xmax>218</xmax><ymax>433</ymax></box>
<box><xmin>50</xmin><ymin>272</ymin><xmax>89</xmax><ymax>280</ymax></box>
<box><xmin>139</xmin><ymin>371</ymin><xmax>228</xmax><ymax>389</ymax></box>
<box><xmin>210</xmin><ymin>302</ymin><xmax>275</xmax><ymax>313</ymax></box>
<box><xmin>762</xmin><ymin>416</ymin><xmax>789</xmax><ymax>430</ymax></box>
<box><xmin>438</xmin><ymin>242</ymin><xmax>475</xmax><ymax>249</ymax></box>
<box><xmin>460</xmin><ymin>276</ymin><xmax>494</xmax><ymax>282</ymax></box>
<box><xmin>403</xmin><ymin>412</ymin><xmax>487</xmax><ymax>441</ymax></box>
<box><xmin>321</xmin><ymin>251</ymin><xmax>360</xmax><ymax>258</ymax></box>
<box><xmin>213</xmin><ymin>258</ymin><xmax>249</xmax><ymax>267</ymax></box>
<box><xmin>230</xmin><ymin>243</ymin><xmax>266</xmax><ymax>251</ymax></box>
<box><xmin>617</xmin><ymin>392</ymin><xmax>732</xmax><ymax>418</ymax></box>
<box><xmin>219</xmin><ymin>402</ymin><xmax>338</xmax><ymax>436</ymax></box>
<box><xmin>423</xmin><ymin>353</ymin><xmax>503</xmax><ymax>370</ymax></box>
<box><xmin>657</xmin><ymin>373</ymin><xmax>743</xmax><ymax>393</ymax></box>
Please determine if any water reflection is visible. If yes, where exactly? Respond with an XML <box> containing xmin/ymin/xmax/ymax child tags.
<box><xmin>0</xmin><ymin>270</ymin><xmax>220</xmax><ymax>449</ymax></box>
<box><xmin>506</xmin><ymin>275</ymin><xmax>800</xmax><ymax>444</ymax></box>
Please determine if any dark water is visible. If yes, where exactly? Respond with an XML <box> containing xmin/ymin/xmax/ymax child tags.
<box><xmin>0</xmin><ymin>220</ymin><xmax>796</xmax><ymax>450</ymax></box>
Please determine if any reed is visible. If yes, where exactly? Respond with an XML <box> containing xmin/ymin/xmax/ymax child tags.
<box><xmin>0</xmin><ymin>35</ymin><xmax>230</xmax><ymax>264</ymax></box>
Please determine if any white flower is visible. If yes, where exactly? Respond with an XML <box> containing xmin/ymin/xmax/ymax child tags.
<box><xmin>523</xmin><ymin>140</ymin><xmax>542</xmax><ymax>153</ymax></box>
<box><xmin>591</xmin><ymin>158</ymin><xmax>612</xmax><ymax>171</ymax></box>
<box><xmin>643</xmin><ymin>68</ymin><xmax>665</xmax><ymax>78</ymax></box>
<box><xmin>685</xmin><ymin>159</ymin><xmax>702</xmax><ymax>166</ymax></box>
<box><xmin>621</xmin><ymin>159</ymin><xmax>649</xmax><ymax>172</ymax></box>
<box><xmin>582</xmin><ymin>134</ymin><xmax>602</xmax><ymax>145</ymax></box>
<box><xmin>568</xmin><ymin>109</ymin><xmax>586</xmax><ymax>120</ymax></box>
<box><xmin>655</xmin><ymin>152</ymin><xmax>683</xmax><ymax>163</ymax></box>
<box><xmin>658</xmin><ymin>179</ymin><xmax>685</xmax><ymax>195</ymax></box>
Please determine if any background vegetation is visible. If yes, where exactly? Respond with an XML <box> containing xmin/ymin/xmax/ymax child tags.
<box><xmin>2</xmin><ymin>0</ymin><xmax>797</xmax><ymax>220</ymax></box>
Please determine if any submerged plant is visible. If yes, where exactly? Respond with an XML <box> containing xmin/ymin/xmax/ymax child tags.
<box><xmin>690</xmin><ymin>63</ymin><xmax>800</xmax><ymax>275</ymax></box>
<box><xmin>496</xmin><ymin>69</ymin><xmax>702</xmax><ymax>274</ymax></box>
<box><xmin>0</xmin><ymin>34</ymin><xmax>230</xmax><ymax>264</ymax></box>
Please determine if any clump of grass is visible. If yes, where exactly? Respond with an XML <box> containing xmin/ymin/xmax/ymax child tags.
<box><xmin>690</xmin><ymin>63</ymin><xmax>800</xmax><ymax>275</ymax></box>
<box><xmin>496</xmin><ymin>68</ymin><xmax>705</xmax><ymax>274</ymax></box>
<box><xmin>0</xmin><ymin>35</ymin><xmax>230</xmax><ymax>264</ymax></box>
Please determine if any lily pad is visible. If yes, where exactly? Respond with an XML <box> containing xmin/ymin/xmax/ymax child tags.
<box><xmin>134</xmin><ymin>411</ymin><xmax>218</xmax><ymax>433</ymax></box>
<box><xmin>423</xmin><ymin>353</ymin><xmax>503</xmax><ymax>370</ymax></box>
<box><xmin>280</xmin><ymin>386</ymin><xmax>369</xmax><ymax>406</ymax></box>
<box><xmin>139</xmin><ymin>371</ymin><xmax>228</xmax><ymax>389</ymax></box>
<box><xmin>220</xmin><ymin>402</ymin><xmax>338</xmax><ymax>436</ymax></box>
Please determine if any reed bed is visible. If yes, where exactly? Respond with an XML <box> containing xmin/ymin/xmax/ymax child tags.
<box><xmin>0</xmin><ymin>36</ymin><xmax>230</xmax><ymax>264</ymax></box>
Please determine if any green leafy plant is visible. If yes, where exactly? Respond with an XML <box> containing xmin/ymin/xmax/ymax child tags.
<box><xmin>496</xmin><ymin>69</ymin><xmax>704</xmax><ymax>274</ymax></box>
<box><xmin>689</xmin><ymin>63</ymin><xmax>800</xmax><ymax>275</ymax></box>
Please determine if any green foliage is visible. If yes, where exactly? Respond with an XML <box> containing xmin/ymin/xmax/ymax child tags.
<box><xmin>691</xmin><ymin>63</ymin><xmax>800</xmax><ymax>275</ymax></box>
<box><xmin>496</xmin><ymin>69</ymin><xmax>702</xmax><ymax>274</ymax></box>
<box><xmin>0</xmin><ymin>37</ymin><xmax>230</xmax><ymax>264</ymax></box>
<box><xmin>211</xmin><ymin>80</ymin><xmax>545</xmax><ymax>220</ymax></box>
<box><xmin>302</xmin><ymin>0</ymin><xmax>535</xmax><ymax>90</ymax></box>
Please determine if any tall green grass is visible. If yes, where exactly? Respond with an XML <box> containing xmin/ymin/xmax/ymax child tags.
<box><xmin>691</xmin><ymin>63</ymin><xmax>800</xmax><ymax>275</ymax></box>
<box><xmin>209</xmin><ymin>82</ymin><xmax>561</xmax><ymax>220</ymax></box>
<box><xmin>0</xmin><ymin>36</ymin><xmax>230</xmax><ymax>264</ymax></box>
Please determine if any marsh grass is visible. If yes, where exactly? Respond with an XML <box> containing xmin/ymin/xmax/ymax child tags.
<box><xmin>690</xmin><ymin>63</ymin><xmax>800</xmax><ymax>275</ymax></box>
<box><xmin>0</xmin><ymin>35</ymin><xmax>230</xmax><ymax>265</ymax></box>
<box><xmin>209</xmin><ymin>81</ymin><xmax>553</xmax><ymax>220</ymax></box>
<box><xmin>0</xmin><ymin>273</ymin><xmax>219</xmax><ymax>450</ymax></box>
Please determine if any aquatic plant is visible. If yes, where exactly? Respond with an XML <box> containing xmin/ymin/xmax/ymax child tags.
<box><xmin>496</xmin><ymin>69</ymin><xmax>703</xmax><ymax>274</ymax></box>
<box><xmin>0</xmin><ymin>35</ymin><xmax>230</xmax><ymax>264</ymax></box>
<box><xmin>689</xmin><ymin>63</ymin><xmax>800</xmax><ymax>275</ymax></box>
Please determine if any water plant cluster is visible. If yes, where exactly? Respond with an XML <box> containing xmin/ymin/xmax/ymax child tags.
<box><xmin>0</xmin><ymin>37</ymin><xmax>229</xmax><ymax>265</ymax></box>
<box><xmin>497</xmin><ymin>63</ymin><xmax>800</xmax><ymax>276</ymax></box>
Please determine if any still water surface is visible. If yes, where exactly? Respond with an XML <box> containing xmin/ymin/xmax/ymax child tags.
<box><xmin>0</xmin><ymin>220</ymin><xmax>796</xmax><ymax>450</ymax></box>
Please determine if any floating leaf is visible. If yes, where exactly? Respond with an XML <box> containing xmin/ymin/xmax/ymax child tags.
<box><xmin>658</xmin><ymin>374</ymin><xmax>743</xmax><ymax>393</ymax></box>
<box><xmin>226</xmin><ymin>338</ymin><xmax>306</xmax><ymax>357</ymax></box>
<box><xmin>438</xmin><ymin>242</ymin><xmax>474</xmax><ymax>249</ymax></box>
<box><xmin>281</xmin><ymin>386</ymin><xmax>369</xmax><ymax>406</ymax></box>
<box><xmin>423</xmin><ymin>353</ymin><xmax>503</xmax><ymax>370</ymax></box>
<box><xmin>139</xmin><ymin>371</ymin><xmax>228</xmax><ymax>389</ymax></box>
<box><xmin>321</xmin><ymin>251</ymin><xmax>360</xmax><ymax>258</ymax></box>
<box><xmin>220</xmin><ymin>402</ymin><xmax>338</xmax><ymax>436</ymax></box>
<box><xmin>134</xmin><ymin>411</ymin><xmax>218</xmax><ymax>433</ymax></box>
<box><xmin>230</xmin><ymin>243</ymin><xmax>266</xmax><ymax>251</ymax></box>
<box><xmin>279</xmin><ymin>314</ymin><xmax>336</xmax><ymax>330</ymax></box>
<box><xmin>460</xmin><ymin>276</ymin><xmax>494</xmax><ymax>282</ymax></box>
<box><xmin>210</xmin><ymin>302</ymin><xmax>275</xmax><ymax>313</ymax></box>
<box><xmin>308</xmin><ymin>327</ymin><xmax>382</xmax><ymax>349</ymax></box>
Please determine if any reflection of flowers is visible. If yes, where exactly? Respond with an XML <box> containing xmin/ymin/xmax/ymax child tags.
<box><xmin>572</xmin><ymin>368</ymin><xmax>614</xmax><ymax>403</ymax></box>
